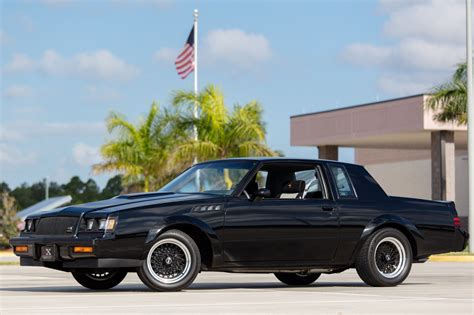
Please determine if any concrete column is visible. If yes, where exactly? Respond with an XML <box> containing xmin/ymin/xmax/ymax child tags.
<box><xmin>318</xmin><ymin>145</ymin><xmax>338</xmax><ymax>161</ymax></box>
<box><xmin>431</xmin><ymin>131</ymin><xmax>455</xmax><ymax>201</ymax></box>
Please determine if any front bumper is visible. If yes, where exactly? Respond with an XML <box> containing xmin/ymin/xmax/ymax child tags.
<box><xmin>9</xmin><ymin>236</ymin><xmax>142</xmax><ymax>270</ymax></box>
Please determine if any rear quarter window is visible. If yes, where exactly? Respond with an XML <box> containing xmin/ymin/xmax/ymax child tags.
<box><xmin>329</xmin><ymin>164</ymin><xmax>357</xmax><ymax>199</ymax></box>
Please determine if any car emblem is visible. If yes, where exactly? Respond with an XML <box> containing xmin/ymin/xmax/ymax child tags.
<box><xmin>66</xmin><ymin>226</ymin><xmax>74</xmax><ymax>233</ymax></box>
<box><xmin>45</xmin><ymin>248</ymin><xmax>52</xmax><ymax>256</ymax></box>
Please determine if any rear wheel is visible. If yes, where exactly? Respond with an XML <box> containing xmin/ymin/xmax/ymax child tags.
<box><xmin>355</xmin><ymin>228</ymin><xmax>412</xmax><ymax>287</ymax></box>
<box><xmin>274</xmin><ymin>272</ymin><xmax>321</xmax><ymax>286</ymax></box>
<box><xmin>137</xmin><ymin>230</ymin><xmax>201</xmax><ymax>292</ymax></box>
<box><xmin>72</xmin><ymin>269</ymin><xmax>127</xmax><ymax>290</ymax></box>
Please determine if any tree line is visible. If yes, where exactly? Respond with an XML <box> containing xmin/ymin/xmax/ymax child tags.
<box><xmin>0</xmin><ymin>175</ymin><xmax>123</xmax><ymax>211</ymax></box>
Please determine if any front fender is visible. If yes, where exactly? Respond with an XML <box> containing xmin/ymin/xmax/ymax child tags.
<box><xmin>143</xmin><ymin>215</ymin><xmax>222</xmax><ymax>264</ymax></box>
<box><xmin>146</xmin><ymin>215</ymin><xmax>218</xmax><ymax>243</ymax></box>
<box><xmin>351</xmin><ymin>214</ymin><xmax>424</xmax><ymax>262</ymax></box>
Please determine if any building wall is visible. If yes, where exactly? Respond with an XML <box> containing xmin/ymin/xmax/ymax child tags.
<box><xmin>356</xmin><ymin>149</ymin><xmax>468</xmax><ymax>218</ymax></box>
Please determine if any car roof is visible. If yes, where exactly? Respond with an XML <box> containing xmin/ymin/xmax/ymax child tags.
<box><xmin>195</xmin><ymin>157</ymin><xmax>362</xmax><ymax>167</ymax></box>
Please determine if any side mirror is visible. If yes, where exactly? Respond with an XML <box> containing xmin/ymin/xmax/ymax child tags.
<box><xmin>253</xmin><ymin>188</ymin><xmax>271</xmax><ymax>200</ymax></box>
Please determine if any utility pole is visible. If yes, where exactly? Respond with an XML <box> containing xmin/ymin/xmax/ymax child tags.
<box><xmin>466</xmin><ymin>0</ymin><xmax>474</xmax><ymax>253</ymax></box>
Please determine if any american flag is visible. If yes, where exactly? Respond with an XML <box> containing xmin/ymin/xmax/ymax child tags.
<box><xmin>175</xmin><ymin>26</ymin><xmax>195</xmax><ymax>79</ymax></box>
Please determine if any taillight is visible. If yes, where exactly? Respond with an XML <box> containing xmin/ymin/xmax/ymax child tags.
<box><xmin>453</xmin><ymin>216</ymin><xmax>461</xmax><ymax>228</ymax></box>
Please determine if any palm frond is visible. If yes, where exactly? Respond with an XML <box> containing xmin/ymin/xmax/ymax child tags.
<box><xmin>426</xmin><ymin>62</ymin><xmax>467</xmax><ymax>125</ymax></box>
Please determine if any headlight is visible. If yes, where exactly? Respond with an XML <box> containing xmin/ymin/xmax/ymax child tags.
<box><xmin>81</xmin><ymin>217</ymin><xmax>117</xmax><ymax>232</ymax></box>
<box><xmin>98</xmin><ymin>218</ymin><xmax>107</xmax><ymax>230</ymax></box>
<box><xmin>86</xmin><ymin>219</ymin><xmax>95</xmax><ymax>231</ymax></box>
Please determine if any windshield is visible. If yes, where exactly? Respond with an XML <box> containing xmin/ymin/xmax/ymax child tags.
<box><xmin>160</xmin><ymin>160</ymin><xmax>256</xmax><ymax>195</ymax></box>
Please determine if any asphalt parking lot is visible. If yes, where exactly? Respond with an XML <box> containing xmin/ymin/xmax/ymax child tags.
<box><xmin>0</xmin><ymin>262</ymin><xmax>473</xmax><ymax>314</ymax></box>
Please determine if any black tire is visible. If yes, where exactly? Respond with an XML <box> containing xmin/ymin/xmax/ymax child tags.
<box><xmin>355</xmin><ymin>228</ymin><xmax>412</xmax><ymax>287</ymax></box>
<box><xmin>72</xmin><ymin>269</ymin><xmax>127</xmax><ymax>290</ymax></box>
<box><xmin>274</xmin><ymin>272</ymin><xmax>321</xmax><ymax>286</ymax></box>
<box><xmin>137</xmin><ymin>229</ymin><xmax>201</xmax><ymax>292</ymax></box>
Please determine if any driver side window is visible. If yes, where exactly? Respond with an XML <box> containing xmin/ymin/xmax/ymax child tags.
<box><xmin>242</xmin><ymin>164</ymin><xmax>327</xmax><ymax>200</ymax></box>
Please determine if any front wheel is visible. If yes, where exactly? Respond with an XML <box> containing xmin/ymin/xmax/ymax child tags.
<box><xmin>274</xmin><ymin>272</ymin><xmax>321</xmax><ymax>286</ymax></box>
<box><xmin>355</xmin><ymin>228</ymin><xmax>412</xmax><ymax>287</ymax></box>
<box><xmin>137</xmin><ymin>230</ymin><xmax>201</xmax><ymax>292</ymax></box>
<box><xmin>72</xmin><ymin>269</ymin><xmax>127</xmax><ymax>290</ymax></box>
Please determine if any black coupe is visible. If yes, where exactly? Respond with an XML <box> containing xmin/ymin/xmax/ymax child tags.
<box><xmin>11</xmin><ymin>158</ymin><xmax>468</xmax><ymax>291</ymax></box>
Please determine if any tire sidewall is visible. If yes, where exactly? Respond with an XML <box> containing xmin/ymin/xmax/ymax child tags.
<box><xmin>72</xmin><ymin>269</ymin><xmax>127</xmax><ymax>290</ymax></box>
<box><xmin>274</xmin><ymin>272</ymin><xmax>321</xmax><ymax>286</ymax></box>
<box><xmin>365</xmin><ymin>228</ymin><xmax>412</xmax><ymax>286</ymax></box>
<box><xmin>138</xmin><ymin>230</ymin><xmax>201</xmax><ymax>291</ymax></box>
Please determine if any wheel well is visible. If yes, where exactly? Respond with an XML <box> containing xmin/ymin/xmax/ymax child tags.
<box><xmin>160</xmin><ymin>224</ymin><xmax>213</xmax><ymax>269</ymax></box>
<box><xmin>372</xmin><ymin>223</ymin><xmax>418</xmax><ymax>258</ymax></box>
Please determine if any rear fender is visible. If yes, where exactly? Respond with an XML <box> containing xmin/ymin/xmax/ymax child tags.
<box><xmin>351</xmin><ymin>214</ymin><xmax>424</xmax><ymax>262</ymax></box>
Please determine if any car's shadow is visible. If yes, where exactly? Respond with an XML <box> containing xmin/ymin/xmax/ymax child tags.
<box><xmin>0</xmin><ymin>281</ymin><xmax>428</xmax><ymax>293</ymax></box>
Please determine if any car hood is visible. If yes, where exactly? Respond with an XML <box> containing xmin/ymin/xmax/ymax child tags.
<box><xmin>35</xmin><ymin>192</ymin><xmax>223</xmax><ymax>218</ymax></box>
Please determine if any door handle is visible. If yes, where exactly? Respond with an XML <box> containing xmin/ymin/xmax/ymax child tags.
<box><xmin>322</xmin><ymin>205</ymin><xmax>335</xmax><ymax>211</ymax></box>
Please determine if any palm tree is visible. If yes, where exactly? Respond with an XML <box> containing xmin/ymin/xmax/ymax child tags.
<box><xmin>93</xmin><ymin>102</ymin><xmax>185</xmax><ymax>192</ymax></box>
<box><xmin>172</xmin><ymin>85</ymin><xmax>276</xmax><ymax>161</ymax></box>
<box><xmin>427</xmin><ymin>62</ymin><xmax>467</xmax><ymax>125</ymax></box>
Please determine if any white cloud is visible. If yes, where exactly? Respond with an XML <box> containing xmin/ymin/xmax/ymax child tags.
<box><xmin>0</xmin><ymin>128</ymin><xmax>24</xmax><ymax>142</ymax></box>
<box><xmin>4</xmin><ymin>53</ymin><xmax>35</xmax><ymax>72</ymax></box>
<box><xmin>72</xmin><ymin>143</ymin><xmax>102</xmax><ymax>167</ymax></box>
<box><xmin>4</xmin><ymin>50</ymin><xmax>139</xmax><ymax>81</ymax></box>
<box><xmin>3</xmin><ymin>85</ymin><xmax>33</xmax><ymax>98</ymax></box>
<box><xmin>341</xmin><ymin>0</ymin><xmax>468</xmax><ymax>95</ymax></box>
<box><xmin>382</xmin><ymin>0</ymin><xmax>465</xmax><ymax>44</ymax></box>
<box><xmin>153</xmin><ymin>47</ymin><xmax>178</xmax><ymax>63</ymax></box>
<box><xmin>0</xmin><ymin>143</ymin><xmax>38</xmax><ymax>166</ymax></box>
<box><xmin>205</xmin><ymin>29</ymin><xmax>272</xmax><ymax>70</ymax></box>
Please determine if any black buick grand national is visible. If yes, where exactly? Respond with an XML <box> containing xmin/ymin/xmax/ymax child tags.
<box><xmin>11</xmin><ymin>158</ymin><xmax>468</xmax><ymax>291</ymax></box>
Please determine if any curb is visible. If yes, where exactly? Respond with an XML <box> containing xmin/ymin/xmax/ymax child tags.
<box><xmin>0</xmin><ymin>251</ymin><xmax>14</xmax><ymax>258</ymax></box>
<box><xmin>429</xmin><ymin>255</ymin><xmax>474</xmax><ymax>262</ymax></box>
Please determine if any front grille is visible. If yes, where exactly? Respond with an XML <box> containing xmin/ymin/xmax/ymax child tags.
<box><xmin>35</xmin><ymin>217</ymin><xmax>79</xmax><ymax>235</ymax></box>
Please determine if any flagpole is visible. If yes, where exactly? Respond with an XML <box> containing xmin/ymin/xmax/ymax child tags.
<box><xmin>193</xmin><ymin>9</ymin><xmax>200</xmax><ymax>191</ymax></box>
<box><xmin>193</xmin><ymin>9</ymin><xmax>199</xmax><ymax>143</ymax></box>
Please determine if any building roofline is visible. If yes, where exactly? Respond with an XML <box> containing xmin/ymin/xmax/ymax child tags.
<box><xmin>290</xmin><ymin>93</ymin><xmax>426</xmax><ymax>119</ymax></box>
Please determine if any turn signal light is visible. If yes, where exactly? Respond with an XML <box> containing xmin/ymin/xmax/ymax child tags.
<box><xmin>73</xmin><ymin>246</ymin><xmax>93</xmax><ymax>253</ymax></box>
<box><xmin>14</xmin><ymin>245</ymin><xmax>28</xmax><ymax>253</ymax></box>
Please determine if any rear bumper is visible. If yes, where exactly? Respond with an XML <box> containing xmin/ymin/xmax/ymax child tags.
<box><xmin>456</xmin><ymin>228</ymin><xmax>469</xmax><ymax>251</ymax></box>
<box><xmin>10</xmin><ymin>235</ymin><xmax>143</xmax><ymax>270</ymax></box>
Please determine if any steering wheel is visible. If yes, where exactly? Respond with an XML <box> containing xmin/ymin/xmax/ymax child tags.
<box><xmin>243</xmin><ymin>190</ymin><xmax>251</xmax><ymax>200</ymax></box>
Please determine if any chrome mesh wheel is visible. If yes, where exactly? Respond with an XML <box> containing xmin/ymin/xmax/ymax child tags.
<box><xmin>374</xmin><ymin>237</ymin><xmax>407</xmax><ymax>279</ymax></box>
<box><xmin>146</xmin><ymin>238</ymin><xmax>192</xmax><ymax>284</ymax></box>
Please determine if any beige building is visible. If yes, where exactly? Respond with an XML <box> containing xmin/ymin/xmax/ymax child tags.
<box><xmin>290</xmin><ymin>94</ymin><xmax>468</xmax><ymax>224</ymax></box>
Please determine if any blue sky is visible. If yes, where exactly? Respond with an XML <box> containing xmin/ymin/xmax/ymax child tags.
<box><xmin>1</xmin><ymin>0</ymin><xmax>467</xmax><ymax>188</ymax></box>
